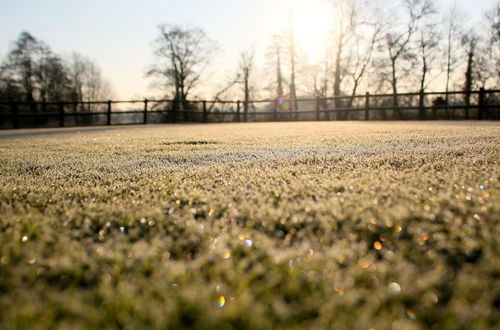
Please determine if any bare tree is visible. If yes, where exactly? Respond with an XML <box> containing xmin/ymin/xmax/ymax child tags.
<box><xmin>67</xmin><ymin>53</ymin><xmax>86</xmax><ymax>104</ymax></box>
<box><xmin>66</xmin><ymin>52</ymin><xmax>113</xmax><ymax>114</ymax></box>
<box><xmin>346</xmin><ymin>28</ymin><xmax>380</xmax><ymax>107</ymax></box>
<box><xmin>238</xmin><ymin>50</ymin><xmax>255</xmax><ymax>121</ymax></box>
<box><xmin>325</xmin><ymin>0</ymin><xmax>383</xmax><ymax>118</ymax></box>
<box><xmin>266</xmin><ymin>34</ymin><xmax>287</xmax><ymax>112</ymax></box>
<box><xmin>329</xmin><ymin>0</ymin><xmax>358</xmax><ymax>119</ymax></box>
<box><xmin>273</xmin><ymin>36</ymin><xmax>285</xmax><ymax>102</ymax></box>
<box><xmin>287</xmin><ymin>27</ymin><xmax>298</xmax><ymax>116</ymax></box>
<box><xmin>2</xmin><ymin>32</ymin><xmax>75</xmax><ymax>108</ymax></box>
<box><xmin>344</xmin><ymin>3</ymin><xmax>383</xmax><ymax>107</ymax></box>
<box><xmin>416</xmin><ymin>20</ymin><xmax>441</xmax><ymax>92</ymax></box>
<box><xmin>443</xmin><ymin>4</ymin><xmax>465</xmax><ymax>102</ymax></box>
<box><xmin>0</xmin><ymin>62</ymin><xmax>22</xmax><ymax>101</ymax></box>
<box><xmin>320</xmin><ymin>47</ymin><xmax>330</xmax><ymax>99</ymax></box>
<box><xmin>82</xmin><ymin>60</ymin><xmax>113</xmax><ymax>102</ymax></box>
<box><xmin>4</xmin><ymin>32</ymin><xmax>41</xmax><ymax>105</ymax></box>
<box><xmin>491</xmin><ymin>1</ymin><xmax>500</xmax><ymax>41</ymax></box>
<box><xmin>304</xmin><ymin>61</ymin><xmax>329</xmax><ymax>98</ymax></box>
<box><xmin>35</xmin><ymin>51</ymin><xmax>70</xmax><ymax>104</ymax></box>
<box><xmin>147</xmin><ymin>24</ymin><xmax>216</xmax><ymax>117</ymax></box>
<box><xmin>382</xmin><ymin>0</ymin><xmax>434</xmax><ymax>118</ymax></box>
<box><xmin>205</xmin><ymin>78</ymin><xmax>239</xmax><ymax>112</ymax></box>
<box><xmin>461</xmin><ymin>29</ymin><xmax>481</xmax><ymax>118</ymax></box>
<box><xmin>484</xmin><ymin>2</ymin><xmax>500</xmax><ymax>87</ymax></box>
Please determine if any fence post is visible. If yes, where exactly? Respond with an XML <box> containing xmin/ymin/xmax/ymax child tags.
<box><xmin>203</xmin><ymin>101</ymin><xmax>207</xmax><ymax>123</ymax></box>
<box><xmin>419</xmin><ymin>89</ymin><xmax>425</xmax><ymax>120</ymax></box>
<box><xmin>171</xmin><ymin>99</ymin><xmax>176</xmax><ymax>124</ymax></box>
<box><xmin>464</xmin><ymin>90</ymin><xmax>471</xmax><ymax>120</ymax></box>
<box><xmin>59</xmin><ymin>102</ymin><xmax>65</xmax><ymax>127</ymax></box>
<box><xmin>237</xmin><ymin>101</ymin><xmax>241</xmax><ymax>122</ymax></box>
<box><xmin>273</xmin><ymin>101</ymin><xmax>278</xmax><ymax>122</ymax></box>
<box><xmin>244</xmin><ymin>100</ymin><xmax>249</xmax><ymax>122</ymax></box>
<box><xmin>143</xmin><ymin>99</ymin><xmax>148</xmax><ymax>124</ymax></box>
<box><xmin>316</xmin><ymin>97</ymin><xmax>321</xmax><ymax>121</ymax></box>
<box><xmin>334</xmin><ymin>96</ymin><xmax>340</xmax><ymax>121</ymax></box>
<box><xmin>107</xmin><ymin>100</ymin><xmax>112</xmax><ymax>126</ymax></box>
<box><xmin>11</xmin><ymin>102</ymin><xmax>19</xmax><ymax>129</ymax></box>
<box><xmin>365</xmin><ymin>92</ymin><xmax>370</xmax><ymax>121</ymax></box>
<box><xmin>478</xmin><ymin>87</ymin><xmax>485</xmax><ymax>120</ymax></box>
<box><xmin>295</xmin><ymin>98</ymin><xmax>299</xmax><ymax>121</ymax></box>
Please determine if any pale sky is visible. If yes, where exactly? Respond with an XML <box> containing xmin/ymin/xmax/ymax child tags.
<box><xmin>0</xmin><ymin>0</ymin><xmax>496</xmax><ymax>99</ymax></box>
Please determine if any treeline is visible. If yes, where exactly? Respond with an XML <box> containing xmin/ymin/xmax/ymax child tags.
<box><xmin>148</xmin><ymin>0</ymin><xmax>499</xmax><ymax>110</ymax></box>
<box><xmin>0</xmin><ymin>32</ymin><xmax>112</xmax><ymax>104</ymax></box>
<box><xmin>1</xmin><ymin>0</ymin><xmax>498</xmax><ymax>110</ymax></box>
<box><xmin>258</xmin><ymin>0</ymin><xmax>500</xmax><ymax>105</ymax></box>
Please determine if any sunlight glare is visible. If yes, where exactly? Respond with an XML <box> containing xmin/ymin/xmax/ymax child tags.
<box><xmin>292</xmin><ymin>0</ymin><xmax>333</xmax><ymax>63</ymax></box>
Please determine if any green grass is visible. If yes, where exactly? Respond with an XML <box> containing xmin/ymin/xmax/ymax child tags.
<box><xmin>0</xmin><ymin>122</ymin><xmax>499</xmax><ymax>329</ymax></box>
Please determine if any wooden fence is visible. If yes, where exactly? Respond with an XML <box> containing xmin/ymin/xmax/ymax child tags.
<box><xmin>0</xmin><ymin>88</ymin><xmax>499</xmax><ymax>129</ymax></box>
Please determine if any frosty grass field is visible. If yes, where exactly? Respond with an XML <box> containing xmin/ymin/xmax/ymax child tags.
<box><xmin>0</xmin><ymin>121</ymin><xmax>499</xmax><ymax>329</ymax></box>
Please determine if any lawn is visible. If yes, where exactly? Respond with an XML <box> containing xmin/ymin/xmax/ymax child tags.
<box><xmin>0</xmin><ymin>122</ymin><xmax>499</xmax><ymax>329</ymax></box>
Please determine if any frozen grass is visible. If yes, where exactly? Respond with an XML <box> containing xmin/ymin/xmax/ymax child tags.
<box><xmin>0</xmin><ymin>122</ymin><xmax>499</xmax><ymax>329</ymax></box>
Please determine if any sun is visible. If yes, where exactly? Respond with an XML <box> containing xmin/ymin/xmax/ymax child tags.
<box><xmin>292</xmin><ymin>0</ymin><xmax>333</xmax><ymax>63</ymax></box>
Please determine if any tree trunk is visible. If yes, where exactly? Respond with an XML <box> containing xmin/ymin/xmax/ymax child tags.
<box><xmin>244</xmin><ymin>76</ymin><xmax>250</xmax><ymax>122</ymax></box>
<box><xmin>390</xmin><ymin>59</ymin><xmax>398</xmax><ymax>120</ymax></box>
<box><xmin>464</xmin><ymin>50</ymin><xmax>474</xmax><ymax>120</ymax></box>
<box><xmin>289</xmin><ymin>30</ymin><xmax>297</xmax><ymax>120</ymax></box>
<box><xmin>333</xmin><ymin>34</ymin><xmax>344</xmax><ymax>120</ymax></box>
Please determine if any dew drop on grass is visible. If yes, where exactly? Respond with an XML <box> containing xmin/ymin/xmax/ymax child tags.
<box><xmin>389</xmin><ymin>282</ymin><xmax>401</xmax><ymax>294</ymax></box>
<box><xmin>218</xmin><ymin>295</ymin><xmax>225</xmax><ymax>307</ymax></box>
<box><xmin>119</xmin><ymin>226</ymin><xmax>125</xmax><ymax>233</ymax></box>
<box><xmin>374</xmin><ymin>241</ymin><xmax>382</xmax><ymax>250</ymax></box>
<box><xmin>406</xmin><ymin>308</ymin><xmax>417</xmax><ymax>320</ymax></box>
<box><xmin>422</xmin><ymin>292</ymin><xmax>439</xmax><ymax>306</ymax></box>
<box><xmin>244</xmin><ymin>239</ymin><xmax>253</xmax><ymax>248</ymax></box>
<box><xmin>0</xmin><ymin>256</ymin><xmax>9</xmax><ymax>265</ymax></box>
<box><xmin>223</xmin><ymin>251</ymin><xmax>231</xmax><ymax>259</ymax></box>
<box><xmin>21</xmin><ymin>236</ymin><xmax>28</xmax><ymax>242</ymax></box>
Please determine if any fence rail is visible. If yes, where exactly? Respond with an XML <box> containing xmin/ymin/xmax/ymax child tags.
<box><xmin>1</xmin><ymin>88</ymin><xmax>499</xmax><ymax>129</ymax></box>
